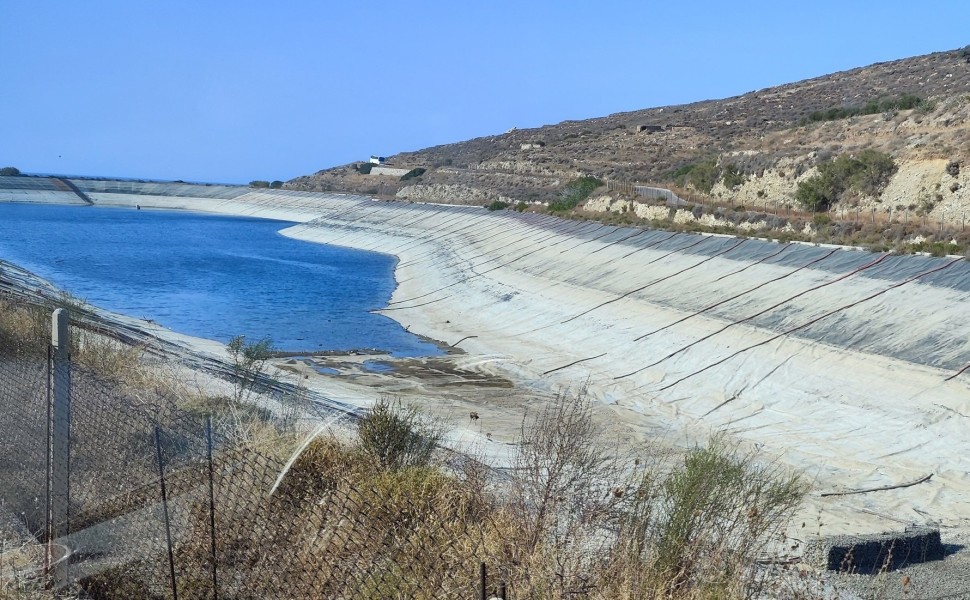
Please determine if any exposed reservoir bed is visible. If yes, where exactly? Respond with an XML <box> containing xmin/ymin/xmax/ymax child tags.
<box><xmin>3</xmin><ymin>183</ymin><xmax>970</xmax><ymax>544</ymax></box>
<box><xmin>0</xmin><ymin>203</ymin><xmax>440</xmax><ymax>356</ymax></box>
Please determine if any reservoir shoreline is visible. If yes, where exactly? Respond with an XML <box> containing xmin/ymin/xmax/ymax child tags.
<box><xmin>2</xmin><ymin>185</ymin><xmax>970</xmax><ymax>546</ymax></box>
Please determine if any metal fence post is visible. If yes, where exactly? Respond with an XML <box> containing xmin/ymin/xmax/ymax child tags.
<box><xmin>48</xmin><ymin>308</ymin><xmax>71</xmax><ymax>587</ymax></box>
<box><xmin>155</xmin><ymin>426</ymin><xmax>179</xmax><ymax>600</ymax></box>
<box><xmin>206</xmin><ymin>416</ymin><xmax>218</xmax><ymax>599</ymax></box>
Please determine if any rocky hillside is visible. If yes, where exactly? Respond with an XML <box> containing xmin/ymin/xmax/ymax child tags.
<box><xmin>289</xmin><ymin>47</ymin><xmax>970</xmax><ymax>223</ymax></box>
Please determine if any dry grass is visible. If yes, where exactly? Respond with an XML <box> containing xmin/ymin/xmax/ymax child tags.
<box><xmin>0</xmin><ymin>299</ymin><xmax>49</xmax><ymax>358</ymax></box>
<box><xmin>0</xmin><ymin>541</ymin><xmax>52</xmax><ymax>599</ymax></box>
<box><xmin>66</xmin><ymin>387</ymin><xmax>809</xmax><ymax>599</ymax></box>
<box><xmin>0</xmin><ymin>297</ymin><xmax>812</xmax><ymax>598</ymax></box>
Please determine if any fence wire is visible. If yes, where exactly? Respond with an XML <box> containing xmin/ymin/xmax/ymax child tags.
<box><xmin>0</xmin><ymin>302</ymin><xmax>501</xmax><ymax>599</ymax></box>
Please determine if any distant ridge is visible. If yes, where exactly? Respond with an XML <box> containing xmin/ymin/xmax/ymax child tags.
<box><xmin>290</xmin><ymin>46</ymin><xmax>970</xmax><ymax>222</ymax></box>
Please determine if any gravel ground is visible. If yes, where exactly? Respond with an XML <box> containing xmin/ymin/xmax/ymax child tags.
<box><xmin>827</xmin><ymin>542</ymin><xmax>970</xmax><ymax>600</ymax></box>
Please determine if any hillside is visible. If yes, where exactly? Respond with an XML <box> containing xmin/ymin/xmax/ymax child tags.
<box><xmin>289</xmin><ymin>47</ymin><xmax>970</xmax><ymax>236</ymax></box>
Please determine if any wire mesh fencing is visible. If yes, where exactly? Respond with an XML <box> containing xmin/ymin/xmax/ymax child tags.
<box><xmin>0</xmin><ymin>303</ymin><xmax>504</xmax><ymax>599</ymax></box>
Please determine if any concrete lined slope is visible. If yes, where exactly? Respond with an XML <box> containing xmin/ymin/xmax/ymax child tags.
<box><xmin>3</xmin><ymin>183</ymin><xmax>969</xmax><ymax>534</ymax></box>
<box><xmin>0</xmin><ymin>176</ymin><xmax>86</xmax><ymax>204</ymax></box>
<box><xmin>282</xmin><ymin>199</ymin><xmax>970</xmax><ymax>534</ymax></box>
<box><xmin>85</xmin><ymin>188</ymin><xmax>372</xmax><ymax>223</ymax></box>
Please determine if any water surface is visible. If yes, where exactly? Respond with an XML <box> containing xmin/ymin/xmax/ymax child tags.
<box><xmin>0</xmin><ymin>203</ymin><xmax>441</xmax><ymax>356</ymax></box>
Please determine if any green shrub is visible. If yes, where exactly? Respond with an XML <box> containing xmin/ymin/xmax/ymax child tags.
<box><xmin>269</xmin><ymin>180</ymin><xmax>284</xmax><ymax>189</ymax></box>
<box><xmin>0</xmin><ymin>166</ymin><xmax>20</xmax><ymax>176</ymax></box>
<box><xmin>249</xmin><ymin>180</ymin><xmax>270</xmax><ymax>188</ymax></box>
<box><xmin>796</xmin><ymin>150</ymin><xmax>896</xmax><ymax>211</ymax></box>
<box><xmin>670</xmin><ymin>159</ymin><xmax>719</xmax><ymax>194</ymax></box>
<box><xmin>795</xmin><ymin>175</ymin><xmax>834</xmax><ymax>212</ymax></box>
<box><xmin>487</xmin><ymin>200</ymin><xmax>509</xmax><ymax>211</ymax></box>
<box><xmin>721</xmin><ymin>163</ymin><xmax>746</xmax><ymax>189</ymax></box>
<box><xmin>356</xmin><ymin>396</ymin><xmax>443</xmax><ymax>471</ymax></box>
<box><xmin>400</xmin><ymin>167</ymin><xmax>426</xmax><ymax>181</ymax></box>
<box><xmin>227</xmin><ymin>335</ymin><xmax>274</xmax><ymax>402</ymax></box>
<box><xmin>355</xmin><ymin>163</ymin><xmax>374</xmax><ymax>175</ymax></box>
<box><xmin>647</xmin><ymin>436</ymin><xmax>806</xmax><ymax>595</ymax></box>
<box><xmin>913</xmin><ymin>240</ymin><xmax>960</xmax><ymax>257</ymax></box>
<box><xmin>514</xmin><ymin>202</ymin><xmax>528</xmax><ymax>212</ymax></box>
<box><xmin>549</xmin><ymin>175</ymin><xmax>603</xmax><ymax>211</ymax></box>
<box><xmin>804</xmin><ymin>95</ymin><xmax>929</xmax><ymax>123</ymax></box>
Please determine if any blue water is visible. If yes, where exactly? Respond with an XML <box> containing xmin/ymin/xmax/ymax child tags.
<box><xmin>0</xmin><ymin>203</ymin><xmax>442</xmax><ymax>356</ymax></box>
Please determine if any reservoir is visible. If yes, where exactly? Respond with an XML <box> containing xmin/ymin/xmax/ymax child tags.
<box><xmin>0</xmin><ymin>203</ymin><xmax>442</xmax><ymax>356</ymax></box>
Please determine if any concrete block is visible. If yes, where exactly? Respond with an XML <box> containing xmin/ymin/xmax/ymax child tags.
<box><xmin>803</xmin><ymin>526</ymin><xmax>945</xmax><ymax>573</ymax></box>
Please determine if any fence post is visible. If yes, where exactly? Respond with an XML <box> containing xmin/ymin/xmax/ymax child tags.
<box><xmin>205</xmin><ymin>416</ymin><xmax>218</xmax><ymax>599</ymax></box>
<box><xmin>155</xmin><ymin>426</ymin><xmax>179</xmax><ymax>600</ymax></box>
<box><xmin>48</xmin><ymin>308</ymin><xmax>71</xmax><ymax>588</ymax></box>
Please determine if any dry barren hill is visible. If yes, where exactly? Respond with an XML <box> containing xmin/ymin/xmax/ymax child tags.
<box><xmin>290</xmin><ymin>46</ymin><xmax>970</xmax><ymax>228</ymax></box>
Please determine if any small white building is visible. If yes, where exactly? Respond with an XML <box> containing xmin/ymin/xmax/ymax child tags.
<box><xmin>369</xmin><ymin>155</ymin><xmax>387</xmax><ymax>165</ymax></box>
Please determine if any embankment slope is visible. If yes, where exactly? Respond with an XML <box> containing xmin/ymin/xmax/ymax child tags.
<box><xmin>2</xmin><ymin>183</ymin><xmax>970</xmax><ymax>541</ymax></box>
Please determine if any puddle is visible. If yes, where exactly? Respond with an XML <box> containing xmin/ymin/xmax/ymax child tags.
<box><xmin>362</xmin><ymin>360</ymin><xmax>394</xmax><ymax>374</ymax></box>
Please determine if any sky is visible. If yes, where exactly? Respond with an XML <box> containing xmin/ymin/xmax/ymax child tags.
<box><xmin>1</xmin><ymin>1</ymin><xmax>967</xmax><ymax>184</ymax></box>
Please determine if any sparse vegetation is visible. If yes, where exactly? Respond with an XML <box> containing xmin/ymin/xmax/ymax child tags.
<box><xmin>803</xmin><ymin>94</ymin><xmax>929</xmax><ymax>123</ymax></box>
<box><xmin>671</xmin><ymin>159</ymin><xmax>719</xmax><ymax>194</ymax></box>
<box><xmin>486</xmin><ymin>200</ymin><xmax>509</xmax><ymax>211</ymax></box>
<box><xmin>0</xmin><ymin>166</ymin><xmax>21</xmax><ymax>176</ymax></box>
<box><xmin>355</xmin><ymin>396</ymin><xmax>443</xmax><ymax>471</ymax></box>
<box><xmin>549</xmin><ymin>176</ymin><xmax>603</xmax><ymax>211</ymax></box>
<box><xmin>0</xmin><ymin>298</ymin><xmax>50</xmax><ymax>357</ymax></box>
<box><xmin>0</xmin><ymin>295</ymin><xmax>814</xmax><ymax>598</ymax></box>
<box><xmin>947</xmin><ymin>160</ymin><xmax>960</xmax><ymax>177</ymax></box>
<box><xmin>400</xmin><ymin>167</ymin><xmax>427</xmax><ymax>181</ymax></box>
<box><xmin>721</xmin><ymin>163</ymin><xmax>747</xmax><ymax>189</ymax></box>
<box><xmin>292</xmin><ymin>48</ymin><xmax>970</xmax><ymax>245</ymax></box>
<box><xmin>248</xmin><ymin>180</ymin><xmax>270</xmax><ymax>188</ymax></box>
<box><xmin>912</xmin><ymin>240</ymin><xmax>961</xmax><ymax>257</ymax></box>
<box><xmin>226</xmin><ymin>334</ymin><xmax>274</xmax><ymax>402</ymax></box>
<box><xmin>796</xmin><ymin>150</ymin><xmax>897</xmax><ymax>211</ymax></box>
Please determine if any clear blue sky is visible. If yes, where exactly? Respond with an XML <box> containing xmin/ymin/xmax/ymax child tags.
<box><xmin>2</xmin><ymin>1</ymin><xmax>966</xmax><ymax>184</ymax></box>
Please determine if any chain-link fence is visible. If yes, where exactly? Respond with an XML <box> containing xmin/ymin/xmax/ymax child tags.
<box><xmin>0</xmin><ymin>293</ymin><xmax>826</xmax><ymax>600</ymax></box>
<box><xmin>0</xmin><ymin>302</ymin><xmax>508</xmax><ymax>599</ymax></box>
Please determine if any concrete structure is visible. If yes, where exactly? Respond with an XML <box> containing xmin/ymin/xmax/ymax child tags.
<box><xmin>4</xmin><ymin>181</ymin><xmax>970</xmax><ymax>554</ymax></box>
<box><xmin>803</xmin><ymin>526</ymin><xmax>946</xmax><ymax>573</ymax></box>
<box><xmin>369</xmin><ymin>166</ymin><xmax>411</xmax><ymax>177</ymax></box>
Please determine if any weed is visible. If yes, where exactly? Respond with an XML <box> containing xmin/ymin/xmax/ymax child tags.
<box><xmin>226</xmin><ymin>335</ymin><xmax>273</xmax><ymax>403</ymax></box>
<box><xmin>356</xmin><ymin>396</ymin><xmax>444</xmax><ymax>471</ymax></box>
<box><xmin>549</xmin><ymin>176</ymin><xmax>603</xmax><ymax>212</ymax></box>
